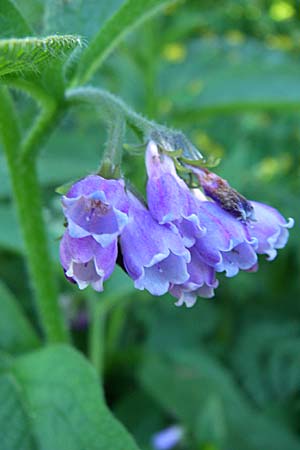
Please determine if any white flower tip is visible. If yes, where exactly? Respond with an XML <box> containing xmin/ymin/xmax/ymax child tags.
<box><xmin>175</xmin><ymin>292</ymin><xmax>197</xmax><ymax>308</ymax></box>
<box><xmin>285</xmin><ymin>217</ymin><xmax>294</xmax><ymax>229</ymax></box>
<box><xmin>266</xmin><ymin>248</ymin><xmax>277</xmax><ymax>261</ymax></box>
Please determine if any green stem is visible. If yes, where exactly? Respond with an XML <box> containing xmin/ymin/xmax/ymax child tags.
<box><xmin>99</xmin><ymin>114</ymin><xmax>125</xmax><ymax>178</ymax></box>
<box><xmin>88</xmin><ymin>292</ymin><xmax>107</xmax><ymax>377</ymax></box>
<box><xmin>21</xmin><ymin>104</ymin><xmax>62</xmax><ymax>162</ymax></box>
<box><xmin>106</xmin><ymin>302</ymin><xmax>127</xmax><ymax>356</ymax></box>
<box><xmin>65</xmin><ymin>86</ymin><xmax>204</xmax><ymax>163</ymax></box>
<box><xmin>17</xmin><ymin>160</ymin><xmax>68</xmax><ymax>343</ymax></box>
<box><xmin>0</xmin><ymin>87</ymin><xmax>68</xmax><ymax>343</ymax></box>
<box><xmin>65</xmin><ymin>86</ymin><xmax>158</xmax><ymax>137</ymax></box>
<box><xmin>88</xmin><ymin>289</ymin><xmax>131</xmax><ymax>377</ymax></box>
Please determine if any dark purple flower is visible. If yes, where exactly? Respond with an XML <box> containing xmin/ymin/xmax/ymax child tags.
<box><xmin>60</xmin><ymin>231</ymin><xmax>117</xmax><ymax>291</ymax></box>
<box><xmin>146</xmin><ymin>140</ymin><xmax>205</xmax><ymax>247</ymax></box>
<box><xmin>191</xmin><ymin>166</ymin><xmax>255</xmax><ymax>221</ymax></box>
<box><xmin>62</xmin><ymin>175</ymin><xmax>129</xmax><ymax>247</ymax></box>
<box><xmin>120</xmin><ymin>192</ymin><xmax>190</xmax><ymax>296</ymax></box>
<box><xmin>169</xmin><ymin>246</ymin><xmax>219</xmax><ymax>307</ymax></box>
<box><xmin>245</xmin><ymin>201</ymin><xmax>294</xmax><ymax>260</ymax></box>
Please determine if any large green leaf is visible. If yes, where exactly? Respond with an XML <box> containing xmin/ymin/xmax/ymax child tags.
<box><xmin>0</xmin><ymin>0</ymin><xmax>32</xmax><ymax>38</ymax></box>
<box><xmin>140</xmin><ymin>350</ymin><xmax>300</xmax><ymax>450</ymax></box>
<box><xmin>0</xmin><ymin>345</ymin><xmax>140</xmax><ymax>450</ymax></box>
<box><xmin>159</xmin><ymin>38</ymin><xmax>300</xmax><ymax>118</ymax></box>
<box><xmin>73</xmin><ymin>0</ymin><xmax>181</xmax><ymax>84</ymax></box>
<box><xmin>0</xmin><ymin>282</ymin><xmax>39</xmax><ymax>354</ymax></box>
<box><xmin>44</xmin><ymin>0</ymin><xmax>124</xmax><ymax>39</ymax></box>
<box><xmin>0</xmin><ymin>373</ymin><xmax>36</xmax><ymax>449</ymax></box>
<box><xmin>13</xmin><ymin>0</ymin><xmax>45</xmax><ymax>34</ymax></box>
<box><xmin>0</xmin><ymin>35</ymin><xmax>82</xmax><ymax>78</ymax></box>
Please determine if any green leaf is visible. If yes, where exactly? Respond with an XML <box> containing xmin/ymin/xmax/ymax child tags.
<box><xmin>13</xmin><ymin>0</ymin><xmax>45</xmax><ymax>34</ymax></box>
<box><xmin>73</xmin><ymin>0</ymin><xmax>181</xmax><ymax>84</ymax></box>
<box><xmin>0</xmin><ymin>373</ymin><xmax>36</xmax><ymax>449</ymax></box>
<box><xmin>0</xmin><ymin>35</ymin><xmax>82</xmax><ymax>78</ymax></box>
<box><xmin>0</xmin><ymin>345</ymin><xmax>140</xmax><ymax>450</ymax></box>
<box><xmin>140</xmin><ymin>350</ymin><xmax>300</xmax><ymax>450</ymax></box>
<box><xmin>0</xmin><ymin>282</ymin><xmax>39</xmax><ymax>354</ymax></box>
<box><xmin>232</xmin><ymin>320</ymin><xmax>300</xmax><ymax>406</ymax></box>
<box><xmin>0</xmin><ymin>0</ymin><xmax>32</xmax><ymax>38</ymax></box>
<box><xmin>44</xmin><ymin>0</ymin><xmax>124</xmax><ymax>39</ymax></box>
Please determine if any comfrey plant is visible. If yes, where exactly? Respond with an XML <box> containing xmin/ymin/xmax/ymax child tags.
<box><xmin>0</xmin><ymin>2</ymin><xmax>296</xmax><ymax>448</ymax></box>
<box><xmin>60</xmin><ymin>136</ymin><xmax>293</xmax><ymax>307</ymax></box>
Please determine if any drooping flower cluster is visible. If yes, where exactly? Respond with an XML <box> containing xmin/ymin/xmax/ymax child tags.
<box><xmin>60</xmin><ymin>140</ymin><xmax>294</xmax><ymax>307</ymax></box>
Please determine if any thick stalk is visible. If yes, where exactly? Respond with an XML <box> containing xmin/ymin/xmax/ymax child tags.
<box><xmin>16</xmin><ymin>159</ymin><xmax>68</xmax><ymax>343</ymax></box>
<box><xmin>0</xmin><ymin>87</ymin><xmax>68</xmax><ymax>343</ymax></box>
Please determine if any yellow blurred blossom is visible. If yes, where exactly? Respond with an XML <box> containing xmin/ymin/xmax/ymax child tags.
<box><xmin>266</xmin><ymin>34</ymin><xmax>294</xmax><ymax>50</ymax></box>
<box><xmin>225</xmin><ymin>30</ymin><xmax>246</xmax><ymax>45</ymax></box>
<box><xmin>256</xmin><ymin>153</ymin><xmax>292</xmax><ymax>181</ymax></box>
<box><xmin>162</xmin><ymin>43</ymin><xmax>186</xmax><ymax>63</ymax></box>
<box><xmin>269</xmin><ymin>1</ymin><xmax>295</xmax><ymax>21</ymax></box>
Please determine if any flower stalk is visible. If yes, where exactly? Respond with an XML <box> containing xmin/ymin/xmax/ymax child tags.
<box><xmin>0</xmin><ymin>87</ymin><xmax>68</xmax><ymax>343</ymax></box>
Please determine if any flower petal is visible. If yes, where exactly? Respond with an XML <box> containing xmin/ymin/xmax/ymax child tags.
<box><xmin>246</xmin><ymin>201</ymin><xmax>294</xmax><ymax>260</ymax></box>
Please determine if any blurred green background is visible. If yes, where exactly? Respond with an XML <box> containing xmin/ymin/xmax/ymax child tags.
<box><xmin>0</xmin><ymin>0</ymin><xmax>300</xmax><ymax>449</ymax></box>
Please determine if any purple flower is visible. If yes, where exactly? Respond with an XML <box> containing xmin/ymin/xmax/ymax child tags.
<box><xmin>58</xmin><ymin>141</ymin><xmax>294</xmax><ymax>306</ymax></box>
<box><xmin>152</xmin><ymin>425</ymin><xmax>184</xmax><ymax>450</ymax></box>
<box><xmin>194</xmin><ymin>199</ymin><xmax>258</xmax><ymax>277</ymax></box>
<box><xmin>60</xmin><ymin>231</ymin><xmax>117</xmax><ymax>291</ymax></box>
<box><xmin>120</xmin><ymin>192</ymin><xmax>190</xmax><ymax>296</ymax></box>
<box><xmin>146</xmin><ymin>140</ymin><xmax>205</xmax><ymax>247</ymax></box>
<box><xmin>191</xmin><ymin>166</ymin><xmax>294</xmax><ymax>261</ymax></box>
<box><xmin>245</xmin><ymin>201</ymin><xmax>294</xmax><ymax>261</ymax></box>
<box><xmin>145</xmin><ymin>142</ymin><xmax>258</xmax><ymax>275</ymax></box>
<box><xmin>170</xmin><ymin>246</ymin><xmax>219</xmax><ymax>307</ymax></box>
<box><xmin>62</xmin><ymin>175</ymin><xmax>129</xmax><ymax>247</ymax></box>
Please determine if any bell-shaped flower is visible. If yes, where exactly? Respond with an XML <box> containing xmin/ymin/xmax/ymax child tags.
<box><xmin>62</xmin><ymin>175</ymin><xmax>129</xmax><ymax>247</ymax></box>
<box><xmin>60</xmin><ymin>231</ymin><xmax>117</xmax><ymax>291</ymax></box>
<box><xmin>194</xmin><ymin>200</ymin><xmax>258</xmax><ymax>277</ymax></box>
<box><xmin>245</xmin><ymin>201</ymin><xmax>294</xmax><ymax>261</ymax></box>
<box><xmin>169</xmin><ymin>246</ymin><xmax>219</xmax><ymax>307</ymax></box>
<box><xmin>120</xmin><ymin>192</ymin><xmax>190</xmax><ymax>296</ymax></box>
<box><xmin>146</xmin><ymin>140</ymin><xmax>205</xmax><ymax>247</ymax></box>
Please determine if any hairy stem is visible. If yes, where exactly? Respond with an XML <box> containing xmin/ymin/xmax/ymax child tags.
<box><xmin>65</xmin><ymin>86</ymin><xmax>158</xmax><ymax>137</ymax></box>
<box><xmin>0</xmin><ymin>87</ymin><xmax>68</xmax><ymax>343</ymax></box>
<box><xmin>17</xmin><ymin>159</ymin><xmax>68</xmax><ymax>343</ymax></box>
<box><xmin>99</xmin><ymin>114</ymin><xmax>126</xmax><ymax>178</ymax></box>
